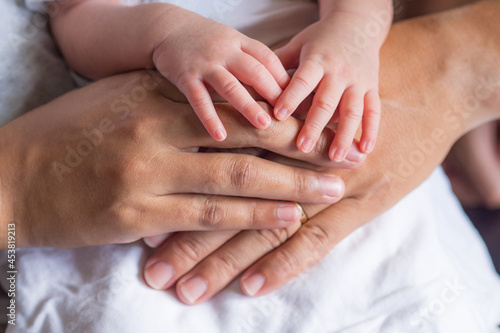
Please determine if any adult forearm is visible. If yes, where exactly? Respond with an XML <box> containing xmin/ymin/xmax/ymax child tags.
<box><xmin>49</xmin><ymin>0</ymin><xmax>179</xmax><ymax>79</ymax></box>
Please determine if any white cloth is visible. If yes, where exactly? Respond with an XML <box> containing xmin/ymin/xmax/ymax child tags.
<box><xmin>3</xmin><ymin>169</ymin><xmax>500</xmax><ymax>333</ymax></box>
<box><xmin>3</xmin><ymin>0</ymin><xmax>500</xmax><ymax>332</ymax></box>
<box><xmin>0</xmin><ymin>0</ymin><xmax>74</xmax><ymax>127</ymax></box>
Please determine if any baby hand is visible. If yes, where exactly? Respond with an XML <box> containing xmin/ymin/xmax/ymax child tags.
<box><xmin>274</xmin><ymin>13</ymin><xmax>382</xmax><ymax>161</ymax></box>
<box><xmin>153</xmin><ymin>8</ymin><xmax>289</xmax><ymax>141</ymax></box>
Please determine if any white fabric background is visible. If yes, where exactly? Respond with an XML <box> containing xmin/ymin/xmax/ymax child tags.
<box><xmin>1</xmin><ymin>0</ymin><xmax>499</xmax><ymax>332</ymax></box>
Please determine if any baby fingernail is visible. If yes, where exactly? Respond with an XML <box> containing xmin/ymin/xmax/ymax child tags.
<box><xmin>277</xmin><ymin>204</ymin><xmax>301</xmax><ymax>222</ymax></box>
<box><xmin>257</xmin><ymin>112</ymin><xmax>271</xmax><ymax>128</ymax></box>
<box><xmin>179</xmin><ymin>276</ymin><xmax>208</xmax><ymax>304</ymax></box>
<box><xmin>331</xmin><ymin>148</ymin><xmax>346</xmax><ymax>162</ymax></box>
<box><xmin>300</xmin><ymin>138</ymin><xmax>313</xmax><ymax>153</ymax></box>
<box><xmin>363</xmin><ymin>141</ymin><xmax>374</xmax><ymax>153</ymax></box>
<box><xmin>345</xmin><ymin>145</ymin><xmax>365</xmax><ymax>163</ymax></box>
<box><xmin>275</xmin><ymin>107</ymin><xmax>288</xmax><ymax>120</ymax></box>
<box><xmin>214</xmin><ymin>128</ymin><xmax>227</xmax><ymax>141</ymax></box>
<box><xmin>241</xmin><ymin>273</ymin><xmax>265</xmax><ymax>296</ymax></box>
<box><xmin>320</xmin><ymin>175</ymin><xmax>343</xmax><ymax>198</ymax></box>
<box><xmin>144</xmin><ymin>260</ymin><xmax>174</xmax><ymax>290</ymax></box>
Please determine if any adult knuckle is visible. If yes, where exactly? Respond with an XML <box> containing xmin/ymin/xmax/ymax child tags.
<box><xmin>300</xmin><ymin>224</ymin><xmax>331</xmax><ymax>251</ymax></box>
<box><xmin>273</xmin><ymin>248</ymin><xmax>301</xmax><ymax>279</ymax></box>
<box><xmin>171</xmin><ymin>237</ymin><xmax>207</xmax><ymax>263</ymax></box>
<box><xmin>122</xmin><ymin>154</ymin><xmax>154</xmax><ymax>180</ymax></box>
<box><xmin>230</xmin><ymin>156</ymin><xmax>258</xmax><ymax>191</ymax></box>
<box><xmin>257</xmin><ymin>228</ymin><xmax>290</xmax><ymax>248</ymax></box>
<box><xmin>107</xmin><ymin>201</ymin><xmax>144</xmax><ymax>233</ymax></box>
<box><xmin>210</xmin><ymin>251</ymin><xmax>239</xmax><ymax>275</ymax></box>
<box><xmin>121</xmin><ymin>114</ymin><xmax>157</xmax><ymax>143</ymax></box>
<box><xmin>293</xmin><ymin>170</ymin><xmax>312</xmax><ymax>196</ymax></box>
<box><xmin>200</xmin><ymin>196</ymin><xmax>225</xmax><ymax>227</ymax></box>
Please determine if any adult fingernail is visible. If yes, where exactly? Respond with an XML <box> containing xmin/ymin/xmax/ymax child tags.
<box><xmin>144</xmin><ymin>260</ymin><xmax>174</xmax><ymax>290</ymax></box>
<box><xmin>345</xmin><ymin>145</ymin><xmax>365</xmax><ymax>163</ymax></box>
<box><xmin>331</xmin><ymin>148</ymin><xmax>346</xmax><ymax>162</ymax></box>
<box><xmin>320</xmin><ymin>175</ymin><xmax>343</xmax><ymax>198</ymax></box>
<box><xmin>143</xmin><ymin>233</ymin><xmax>171</xmax><ymax>248</ymax></box>
<box><xmin>214</xmin><ymin>128</ymin><xmax>227</xmax><ymax>141</ymax></box>
<box><xmin>275</xmin><ymin>107</ymin><xmax>288</xmax><ymax>120</ymax></box>
<box><xmin>299</xmin><ymin>138</ymin><xmax>313</xmax><ymax>153</ymax></box>
<box><xmin>241</xmin><ymin>273</ymin><xmax>265</xmax><ymax>296</ymax></box>
<box><xmin>277</xmin><ymin>204</ymin><xmax>301</xmax><ymax>222</ymax></box>
<box><xmin>257</xmin><ymin>112</ymin><xmax>271</xmax><ymax>128</ymax></box>
<box><xmin>179</xmin><ymin>276</ymin><xmax>208</xmax><ymax>304</ymax></box>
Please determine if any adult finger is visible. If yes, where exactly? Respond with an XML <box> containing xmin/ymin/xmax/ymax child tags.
<box><xmin>274</xmin><ymin>59</ymin><xmax>324</xmax><ymax>121</ymax></box>
<box><xmin>241</xmin><ymin>38</ymin><xmax>290</xmax><ymax>88</ymax></box>
<box><xmin>141</xmin><ymin>194</ymin><xmax>305</xmax><ymax>235</ymax></box>
<box><xmin>205</xmin><ymin>68</ymin><xmax>272</xmax><ymax>130</ymax></box>
<box><xmin>239</xmin><ymin>198</ymin><xmax>375</xmax><ymax>297</ymax></box>
<box><xmin>175</xmin><ymin>223</ymin><xmax>301</xmax><ymax>305</ymax></box>
<box><xmin>144</xmin><ymin>233</ymin><xmax>173</xmax><ymax>248</ymax></box>
<box><xmin>330</xmin><ymin>86</ymin><xmax>364</xmax><ymax>162</ymax></box>
<box><xmin>228</xmin><ymin>53</ymin><xmax>283</xmax><ymax>105</ymax></box>
<box><xmin>165</xmin><ymin>152</ymin><xmax>345</xmax><ymax>204</ymax></box>
<box><xmin>296</xmin><ymin>78</ymin><xmax>344</xmax><ymax>153</ymax></box>
<box><xmin>144</xmin><ymin>230</ymin><xmax>237</xmax><ymax>290</ymax></box>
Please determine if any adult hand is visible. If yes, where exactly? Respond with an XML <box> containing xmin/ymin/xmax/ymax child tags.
<box><xmin>144</xmin><ymin>1</ymin><xmax>500</xmax><ymax>304</ymax></box>
<box><xmin>0</xmin><ymin>70</ymin><xmax>367</xmax><ymax>249</ymax></box>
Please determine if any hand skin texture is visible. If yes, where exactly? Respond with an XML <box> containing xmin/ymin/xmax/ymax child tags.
<box><xmin>143</xmin><ymin>0</ymin><xmax>500</xmax><ymax>304</ymax></box>
<box><xmin>0</xmin><ymin>70</ymin><xmax>369</xmax><ymax>249</ymax></box>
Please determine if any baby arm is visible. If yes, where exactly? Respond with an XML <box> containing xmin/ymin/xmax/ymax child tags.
<box><xmin>49</xmin><ymin>0</ymin><xmax>289</xmax><ymax>141</ymax></box>
<box><xmin>274</xmin><ymin>0</ymin><xmax>393</xmax><ymax>161</ymax></box>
